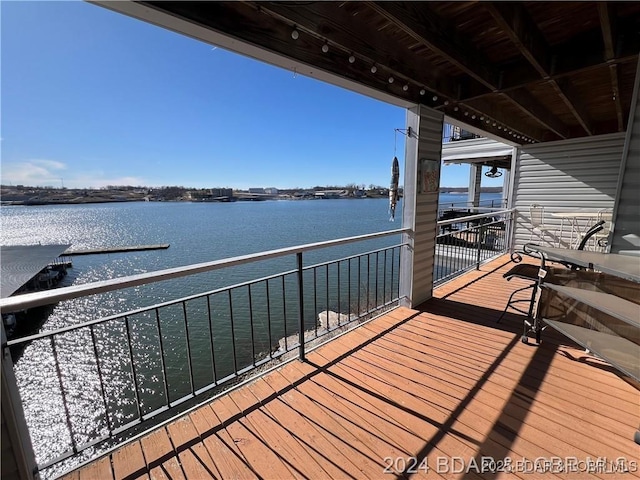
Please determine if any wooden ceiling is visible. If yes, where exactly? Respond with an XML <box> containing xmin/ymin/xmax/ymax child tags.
<box><xmin>141</xmin><ymin>1</ymin><xmax>640</xmax><ymax>144</ymax></box>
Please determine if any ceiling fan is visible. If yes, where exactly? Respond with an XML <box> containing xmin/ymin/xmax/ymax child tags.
<box><xmin>485</xmin><ymin>165</ymin><xmax>502</xmax><ymax>178</ymax></box>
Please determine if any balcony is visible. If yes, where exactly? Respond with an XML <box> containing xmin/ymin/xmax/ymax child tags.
<box><xmin>57</xmin><ymin>255</ymin><xmax>638</xmax><ymax>479</ymax></box>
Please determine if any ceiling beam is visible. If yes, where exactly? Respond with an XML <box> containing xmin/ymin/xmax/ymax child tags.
<box><xmin>484</xmin><ymin>2</ymin><xmax>550</xmax><ymax>79</ymax></box>
<box><xmin>485</xmin><ymin>2</ymin><xmax>591</xmax><ymax>135</ymax></box>
<box><xmin>465</xmin><ymin>24</ymin><xmax>639</xmax><ymax>99</ymax></box>
<box><xmin>598</xmin><ymin>2</ymin><xmax>624</xmax><ymax>131</ymax></box>
<box><xmin>368</xmin><ymin>1</ymin><xmax>570</xmax><ymax>138</ymax></box>
<box><xmin>367</xmin><ymin>1</ymin><xmax>499</xmax><ymax>91</ymax></box>
<box><xmin>446</xmin><ymin>97</ymin><xmax>548</xmax><ymax>143</ymax></box>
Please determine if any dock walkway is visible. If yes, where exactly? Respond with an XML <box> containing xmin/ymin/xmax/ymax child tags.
<box><xmin>65</xmin><ymin>244</ymin><xmax>170</xmax><ymax>256</ymax></box>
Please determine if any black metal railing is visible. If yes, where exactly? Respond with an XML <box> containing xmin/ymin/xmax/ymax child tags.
<box><xmin>437</xmin><ymin>198</ymin><xmax>506</xmax><ymax>220</ymax></box>
<box><xmin>435</xmin><ymin>209</ymin><xmax>513</xmax><ymax>284</ymax></box>
<box><xmin>1</xmin><ymin>229</ymin><xmax>407</xmax><ymax>475</ymax></box>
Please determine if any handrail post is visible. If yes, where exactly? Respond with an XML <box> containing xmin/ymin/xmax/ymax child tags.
<box><xmin>297</xmin><ymin>252</ymin><xmax>305</xmax><ymax>362</ymax></box>
<box><xmin>476</xmin><ymin>222</ymin><xmax>484</xmax><ymax>270</ymax></box>
<box><xmin>1</xmin><ymin>324</ymin><xmax>38</xmax><ymax>480</ymax></box>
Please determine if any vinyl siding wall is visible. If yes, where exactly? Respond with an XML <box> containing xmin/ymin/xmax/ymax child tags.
<box><xmin>512</xmin><ymin>133</ymin><xmax>625</xmax><ymax>250</ymax></box>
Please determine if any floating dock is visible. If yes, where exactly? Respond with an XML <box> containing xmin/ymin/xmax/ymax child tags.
<box><xmin>64</xmin><ymin>244</ymin><xmax>170</xmax><ymax>256</ymax></box>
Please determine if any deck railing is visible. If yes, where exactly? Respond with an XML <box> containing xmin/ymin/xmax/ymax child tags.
<box><xmin>437</xmin><ymin>198</ymin><xmax>507</xmax><ymax>218</ymax></box>
<box><xmin>1</xmin><ymin>229</ymin><xmax>408</xmax><ymax>476</ymax></box>
<box><xmin>1</xmin><ymin>210</ymin><xmax>514</xmax><ymax>477</ymax></box>
<box><xmin>435</xmin><ymin>209</ymin><xmax>514</xmax><ymax>284</ymax></box>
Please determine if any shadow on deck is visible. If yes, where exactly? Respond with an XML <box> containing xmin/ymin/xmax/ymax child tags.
<box><xmin>64</xmin><ymin>256</ymin><xmax>640</xmax><ymax>480</ymax></box>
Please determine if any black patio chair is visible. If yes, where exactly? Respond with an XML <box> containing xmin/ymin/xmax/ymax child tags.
<box><xmin>497</xmin><ymin>220</ymin><xmax>605</xmax><ymax>324</ymax></box>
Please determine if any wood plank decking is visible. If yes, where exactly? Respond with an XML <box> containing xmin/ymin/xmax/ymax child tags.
<box><xmin>64</xmin><ymin>256</ymin><xmax>640</xmax><ymax>479</ymax></box>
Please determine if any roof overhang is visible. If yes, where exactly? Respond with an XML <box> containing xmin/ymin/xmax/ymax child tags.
<box><xmin>1</xmin><ymin>245</ymin><xmax>71</xmax><ymax>299</ymax></box>
<box><xmin>92</xmin><ymin>1</ymin><xmax>640</xmax><ymax>146</ymax></box>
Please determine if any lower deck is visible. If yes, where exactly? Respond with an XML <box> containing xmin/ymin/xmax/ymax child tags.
<box><xmin>65</xmin><ymin>256</ymin><xmax>640</xmax><ymax>479</ymax></box>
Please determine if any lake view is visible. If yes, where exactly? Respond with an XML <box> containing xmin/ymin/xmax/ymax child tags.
<box><xmin>1</xmin><ymin>192</ymin><xmax>502</xmax><ymax>473</ymax></box>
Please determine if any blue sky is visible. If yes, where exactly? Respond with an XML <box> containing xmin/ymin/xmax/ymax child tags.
<box><xmin>2</xmin><ymin>1</ymin><xmax>502</xmax><ymax>190</ymax></box>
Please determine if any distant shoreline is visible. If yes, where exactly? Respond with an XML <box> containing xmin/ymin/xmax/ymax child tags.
<box><xmin>1</xmin><ymin>185</ymin><xmax>501</xmax><ymax>207</ymax></box>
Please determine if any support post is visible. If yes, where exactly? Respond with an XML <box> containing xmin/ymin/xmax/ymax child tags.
<box><xmin>468</xmin><ymin>163</ymin><xmax>482</xmax><ymax>211</ymax></box>
<box><xmin>399</xmin><ymin>105</ymin><xmax>444</xmax><ymax>308</ymax></box>
<box><xmin>1</xmin><ymin>325</ymin><xmax>38</xmax><ymax>480</ymax></box>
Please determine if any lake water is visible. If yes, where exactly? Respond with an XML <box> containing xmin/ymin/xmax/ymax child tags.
<box><xmin>1</xmin><ymin>192</ymin><xmax>502</xmax><ymax>471</ymax></box>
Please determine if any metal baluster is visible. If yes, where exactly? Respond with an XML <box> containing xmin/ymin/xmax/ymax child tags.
<box><xmin>337</xmin><ymin>260</ymin><xmax>341</xmax><ymax>327</ymax></box>
<box><xmin>248</xmin><ymin>284</ymin><xmax>256</xmax><ymax>366</ymax></box>
<box><xmin>375</xmin><ymin>251</ymin><xmax>379</xmax><ymax>309</ymax></box>
<box><xmin>89</xmin><ymin>325</ymin><xmax>111</xmax><ymax>434</ymax></box>
<box><xmin>325</xmin><ymin>264</ymin><xmax>329</xmax><ymax>330</ymax></box>
<box><xmin>281</xmin><ymin>275</ymin><xmax>288</xmax><ymax>351</ymax></box>
<box><xmin>367</xmin><ymin>253</ymin><xmax>371</xmax><ymax>312</ymax></box>
<box><xmin>154</xmin><ymin>308</ymin><xmax>170</xmax><ymax>405</ymax></box>
<box><xmin>124</xmin><ymin>316</ymin><xmax>143</xmax><ymax>420</ymax></box>
<box><xmin>347</xmin><ymin>259</ymin><xmax>351</xmax><ymax>321</ymax></box>
<box><xmin>297</xmin><ymin>252</ymin><xmax>305</xmax><ymax>361</ymax></box>
<box><xmin>182</xmin><ymin>302</ymin><xmax>195</xmax><ymax>394</ymax></box>
<box><xmin>50</xmin><ymin>336</ymin><xmax>77</xmax><ymax>454</ymax></box>
<box><xmin>266</xmin><ymin>279</ymin><xmax>273</xmax><ymax>359</ymax></box>
<box><xmin>228</xmin><ymin>290</ymin><xmax>238</xmax><ymax>374</ymax></box>
<box><xmin>205</xmin><ymin>295</ymin><xmax>218</xmax><ymax>384</ymax></box>
<box><xmin>391</xmin><ymin>247</ymin><xmax>396</xmax><ymax>300</ymax></box>
<box><xmin>313</xmin><ymin>267</ymin><xmax>318</xmax><ymax>338</ymax></box>
<box><xmin>357</xmin><ymin>256</ymin><xmax>361</xmax><ymax>316</ymax></box>
<box><xmin>476</xmin><ymin>224</ymin><xmax>483</xmax><ymax>270</ymax></box>
<box><xmin>383</xmin><ymin>249</ymin><xmax>388</xmax><ymax>304</ymax></box>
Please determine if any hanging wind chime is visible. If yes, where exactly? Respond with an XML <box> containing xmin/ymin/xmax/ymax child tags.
<box><xmin>389</xmin><ymin>128</ymin><xmax>407</xmax><ymax>221</ymax></box>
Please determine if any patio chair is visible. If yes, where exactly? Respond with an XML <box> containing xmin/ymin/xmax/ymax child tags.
<box><xmin>529</xmin><ymin>204</ymin><xmax>555</xmax><ymax>245</ymax></box>
<box><xmin>497</xmin><ymin>245</ymin><xmax>544</xmax><ymax>324</ymax></box>
<box><xmin>592</xmin><ymin>209</ymin><xmax>612</xmax><ymax>250</ymax></box>
<box><xmin>576</xmin><ymin>220</ymin><xmax>605</xmax><ymax>252</ymax></box>
<box><xmin>497</xmin><ymin>222</ymin><xmax>604</xmax><ymax>324</ymax></box>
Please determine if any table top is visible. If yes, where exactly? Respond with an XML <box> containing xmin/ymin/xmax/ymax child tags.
<box><xmin>550</xmin><ymin>211</ymin><xmax>600</xmax><ymax>218</ymax></box>
<box><xmin>543</xmin><ymin>319</ymin><xmax>640</xmax><ymax>381</ymax></box>
<box><xmin>534</xmin><ymin>246</ymin><xmax>640</xmax><ymax>282</ymax></box>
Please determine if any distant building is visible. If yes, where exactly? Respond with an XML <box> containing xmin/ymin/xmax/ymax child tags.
<box><xmin>249</xmin><ymin>188</ymin><xmax>265</xmax><ymax>194</ymax></box>
<box><xmin>314</xmin><ymin>190</ymin><xmax>346</xmax><ymax>199</ymax></box>
<box><xmin>264</xmin><ymin>187</ymin><xmax>279</xmax><ymax>195</ymax></box>
<box><xmin>190</xmin><ymin>188</ymin><xmax>233</xmax><ymax>201</ymax></box>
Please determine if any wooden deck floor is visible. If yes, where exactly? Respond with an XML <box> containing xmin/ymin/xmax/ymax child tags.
<box><xmin>65</xmin><ymin>256</ymin><xmax>640</xmax><ymax>479</ymax></box>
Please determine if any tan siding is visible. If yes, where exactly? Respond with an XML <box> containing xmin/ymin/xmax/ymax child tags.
<box><xmin>401</xmin><ymin>105</ymin><xmax>443</xmax><ymax>307</ymax></box>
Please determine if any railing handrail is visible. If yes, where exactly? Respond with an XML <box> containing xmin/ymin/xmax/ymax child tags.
<box><xmin>436</xmin><ymin>208</ymin><xmax>513</xmax><ymax>228</ymax></box>
<box><xmin>0</xmin><ymin>228</ymin><xmax>410</xmax><ymax>314</ymax></box>
<box><xmin>7</xmin><ymin>241</ymin><xmax>409</xmax><ymax>346</ymax></box>
<box><xmin>438</xmin><ymin>198</ymin><xmax>505</xmax><ymax>207</ymax></box>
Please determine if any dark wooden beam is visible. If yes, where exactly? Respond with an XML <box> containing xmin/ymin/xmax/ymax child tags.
<box><xmin>598</xmin><ymin>2</ymin><xmax>617</xmax><ymax>61</ymax></box>
<box><xmin>485</xmin><ymin>3</ymin><xmax>550</xmax><ymax>79</ymax></box>
<box><xmin>598</xmin><ymin>2</ymin><xmax>624</xmax><ymax>131</ymax></box>
<box><xmin>471</xmin><ymin>25</ymin><xmax>639</xmax><ymax>99</ymax></box>
<box><xmin>366</xmin><ymin>1</ymin><xmax>500</xmax><ymax>91</ymax></box>
<box><xmin>254</xmin><ymin>1</ymin><xmax>462</xmax><ymax>100</ymax></box>
<box><xmin>485</xmin><ymin>2</ymin><xmax>590</xmax><ymax>135</ymax></box>
<box><xmin>553</xmin><ymin>78</ymin><xmax>593</xmax><ymax>135</ymax></box>
<box><xmin>368</xmin><ymin>2</ymin><xmax>572</xmax><ymax>139</ymax></box>
<box><xmin>499</xmin><ymin>89</ymin><xmax>570</xmax><ymax>139</ymax></box>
